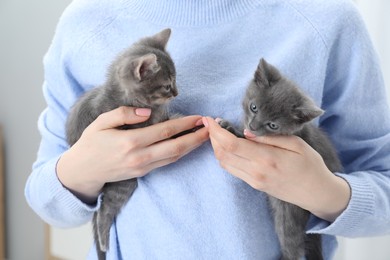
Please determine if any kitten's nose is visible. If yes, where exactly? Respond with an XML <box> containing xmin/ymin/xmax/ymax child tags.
<box><xmin>249</xmin><ymin>122</ymin><xmax>257</xmax><ymax>131</ymax></box>
<box><xmin>171</xmin><ymin>88</ymin><xmax>178</xmax><ymax>97</ymax></box>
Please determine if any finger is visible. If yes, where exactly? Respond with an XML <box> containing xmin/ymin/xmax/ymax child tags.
<box><xmin>244</xmin><ymin>130</ymin><xmax>304</xmax><ymax>154</ymax></box>
<box><xmin>204</xmin><ymin>116</ymin><xmax>239</xmax><ymax>140</ymax></box>
<box><xmin>204</xmin><ymin>117</ymin><xmax>251</xmax><ymax>157</ymax></box>
<box><xmin>205</xmin><ymin>117</ymin><xmax>284</xmax><ymax>165</ymax></box>
<box><xmin>114</xmin><ymin>157</ymin><xmax>182</xmax><ymax>181</ymax></box>
<box><xmin>209</xmin><ymin>132</ymin><xmax>272</xmax><ymax>179</ymax></box>
<box><xmin>210</xmin><ymin>138</ymin><xmax>252</xmax><ymax>171</ymax></box>
<box><xmin>130</xmin><ymin>126</ymin><xmax>209</xmax><ymax>168</ymax></box>
<box><xmin>210</xmin><ymin>133</ymin><xmax>274</xmax><ymax>193</ymax></box>
<box><xmin>128</xmin><ymin>115</ymin><xmax>205</xmax><ymax>147</ymax></box>
<box><xmin>105</xmin><ymin>127</ymin><xmax>209</xmax><ymax>182</ymax></box>
<box><xmin>209</xmin><ymin>139</ymin><xmax>265</xmax><ymax>191</ymax></box>
<box><xmin>91</xmin><ymin>106</ymin><xmax>151</xmax><ymax>131</ymax></box>
<box><xmin>215</xmin><ymin>148</ymin><xmax>271</xmax><ymax>192</ymax></box>
<box><xmin>208</xmin><ymin>128</ymin><xmax>250</xmax><ymax>162</ymax></box>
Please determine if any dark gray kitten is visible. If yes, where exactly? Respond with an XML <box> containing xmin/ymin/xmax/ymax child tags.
<box><xmin>65</xmin><ymin>28</ymin><xmax>177</xmax><ymax>260</ymax></box>
<box><xmin>219</xmin><ymin>58</ymin><xmax>342</xmax><ymax>260</ymax></box>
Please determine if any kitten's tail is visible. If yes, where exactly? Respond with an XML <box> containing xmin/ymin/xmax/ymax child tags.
<box><xmin>93</xmin><ymin>213</ymin><xmax>106</xmax><ymax>260</ymax></box>
<box><xmin>305</xmin><ymin>233</ymin><xmax>323</xmax><ymax>260</ymax></box>
<box><xmin>93</xmin><ymin>178</ymin><xmax>138</xmax><ymax>260</ymax></box>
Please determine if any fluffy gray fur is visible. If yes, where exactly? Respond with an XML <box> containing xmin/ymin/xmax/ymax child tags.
<box><xmin>219</xmin><ymin>58</ymin><xmax>342</xmax><ymax>260</ymax></box>
<box><xmin>65</xmin><ymin>28</ymin><xmax>177</xmax><ymax>260</ymax></box>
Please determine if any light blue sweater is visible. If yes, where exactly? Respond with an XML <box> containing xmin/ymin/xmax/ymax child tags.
<box><xmin>25</xmin><ymin>0</ymin><xmax>390</xmax><ymax>259</ymax></box>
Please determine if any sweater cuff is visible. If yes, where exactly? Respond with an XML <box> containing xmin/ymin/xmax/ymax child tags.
<box><xmin>307</xmin><ymin>172</ymin><xmax>375</xmax><ymax>237</ymax></box>
<box><xmin>39</xmin><ymin>156</ymin><xmax>102</xmax><ymax>227</ymax></box>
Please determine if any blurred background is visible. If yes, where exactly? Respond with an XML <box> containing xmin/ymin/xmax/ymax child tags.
<box><xmin>0</xmin><ymin>0</ymin><xmax>389</xmax><ymax>259</ymax></box>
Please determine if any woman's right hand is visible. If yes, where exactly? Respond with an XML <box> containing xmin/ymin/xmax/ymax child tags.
<box><xmin>56</xmin><ymin>106</ymin><xmax>209</xmax><ymax>204</ymax></box>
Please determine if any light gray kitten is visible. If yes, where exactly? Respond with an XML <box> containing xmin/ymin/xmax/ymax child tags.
<box><xmin>219</xmin><ymin>58</ymin><xmax>342</xmax><ymax>260</ymax></box>
<box><xmin>65</xmin><ymin>28</ymin><xmax>177</xmax><ymax>260</ymax></box>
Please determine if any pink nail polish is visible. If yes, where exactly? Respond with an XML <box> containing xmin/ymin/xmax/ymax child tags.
<box><xmin>202</xmin><ymin>117</ymin><xmax>209</xmax><ymax>128</ymax></box>
<box><xmin>244</xmin><ymin>129</ymin><xmax>256</xmax><ymax>138</ymax></box>
<box><xmin>135</xmin><ymin>108</ymin><xmax>151</xmax><ymax>117</ymax></box>
<box><xmin>195</xmin><ymin>119</ymin><xmax>204</xmax><ymax>126</ymax></box>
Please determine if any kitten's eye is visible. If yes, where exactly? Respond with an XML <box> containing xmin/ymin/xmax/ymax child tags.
<box><xmin>267</xmin><ymin>122</ymin><xmax>279</xmax><ymax>130</ymax></box>
<box><xmin>250</xmin><ymin>103</ymin><xmax>258</xmax><ymax>113</ymax></box>
<box><xmin>163</xmin><ymin>85</ymin><xmax>171</xmax><ymax>91</ymax></box>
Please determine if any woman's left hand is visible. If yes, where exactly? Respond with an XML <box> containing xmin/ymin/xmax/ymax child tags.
<box><xmin>202</xmin><ymin>117</ymin><xmax>351</xmax><ymax>222</ymax></box>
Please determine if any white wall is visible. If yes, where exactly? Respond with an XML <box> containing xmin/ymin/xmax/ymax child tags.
<box><xmin>355</xmin><ymin>0</ymin><xmax>390</xmax><ymax>101</ymax></box>
<box><xmin>0</xmin><ymin>1</ymin><xmax>389</xmax><ymax>260</ymax></box>
<box><xmin>51</xmin><ymin>223</ymin><xmax>92</xmax><ymax>259</ymax></box>
<box><xmin>0</xmin><ymin>1</ymin><xmax>72</xmax><ymax>259</ymax></box>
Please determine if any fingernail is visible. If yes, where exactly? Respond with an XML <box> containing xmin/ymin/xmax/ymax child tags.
<box><xmin>244</xmin><ymin>129</ymin><xmax>256</xmax><ymax>138</ymax></box>
<box><xmin>202</xmin><ymin>117</ymin><xmax>209</xmax><ymax>128</ymax></box>
<box><xmin>195</xmin><ymin>119</ymin><xmax>204</xmax><ymax>126</ymax></box>
<box><xmin>135</xmin><ymin>108</ymin><xmax>151</xmax><ymax>117</ymax></box>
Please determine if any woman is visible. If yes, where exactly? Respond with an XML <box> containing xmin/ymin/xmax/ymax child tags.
<box><xmin>25</xmin><ymin>0</ymin><xmax>390</xmax><ymax>259</ymax></box>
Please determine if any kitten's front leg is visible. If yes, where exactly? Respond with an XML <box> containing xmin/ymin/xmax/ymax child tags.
<box><xmin>217</xmin><ymin>119</ymin><xmax>245</xmax><ymax>138</ymax></box>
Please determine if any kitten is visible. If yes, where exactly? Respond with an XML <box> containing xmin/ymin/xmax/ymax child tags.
<box><xmin>65</xmin><ymin>28</ymin><xmax>177</xmax><ymax>260</ymax></box>
<box><xmin>219</xmin><ymin>58</ymin><xmax>342</xmax><ymax>260</ymax></box>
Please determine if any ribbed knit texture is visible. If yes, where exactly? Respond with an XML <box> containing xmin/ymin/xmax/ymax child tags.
<box><xmin>25</xmin><ymin>0</ymin><xmax>390</xmax><ymax>259</ymax></box>
<box><xmin>123</xmin><ymin>0</ymin><xmax>268</xmax><ymax>26</ymax></box>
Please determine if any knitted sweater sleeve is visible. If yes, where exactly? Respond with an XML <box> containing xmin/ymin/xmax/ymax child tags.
<box><xmin>304</xmin><ymin>1</ymin><xmax>390</xmax><ymax>237</ymax></box>
<box><xmin>24</xmin><ymin>2</ymin><xmax>102</xmax><ymax>228</ymax></box>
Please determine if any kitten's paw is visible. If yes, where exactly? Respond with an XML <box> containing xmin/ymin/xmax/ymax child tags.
<box><xmin>217</xmin><ymin>118</ymin><xmax>244</xmax><ymax>138</ymax></box>
<box><xmin>217</xmin><ymin>119</ymin><xmax>236</xmax><ymax>133</ymax></box>
<box><xmin>217</xmin><ymin>118</ymin><xmax>232</xmax><ymax>129</ymax></box>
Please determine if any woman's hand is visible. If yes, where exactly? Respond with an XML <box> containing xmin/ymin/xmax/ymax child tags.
<box><xmin>56</xmin><ymin>106</ymin><xmax>209</xmax><ymax>204</ymax></box>
<box><xmin>203</xmin><ymin>117</ymin><xmax>350</xmax><ymax>222</ymax></box>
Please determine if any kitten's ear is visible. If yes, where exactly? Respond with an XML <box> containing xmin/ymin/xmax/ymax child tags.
<box><xmin>152</xmin><ymin>28</ymin><xmax>171</xmax><ymax>49</ymax></box>
<box><xmin>294</xmin><ymin>101</ymin><xmax>324</xmax><ymax>123</ymax></box>
<box><xmin>255</xmin><ymin>58</ymin><xmax>282</xmax><ymax>87</ymax></box>
<box><xmin>132</xmin><ymin>54</ymin><xmax>160</xmax><ymax>81</ymax></box>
